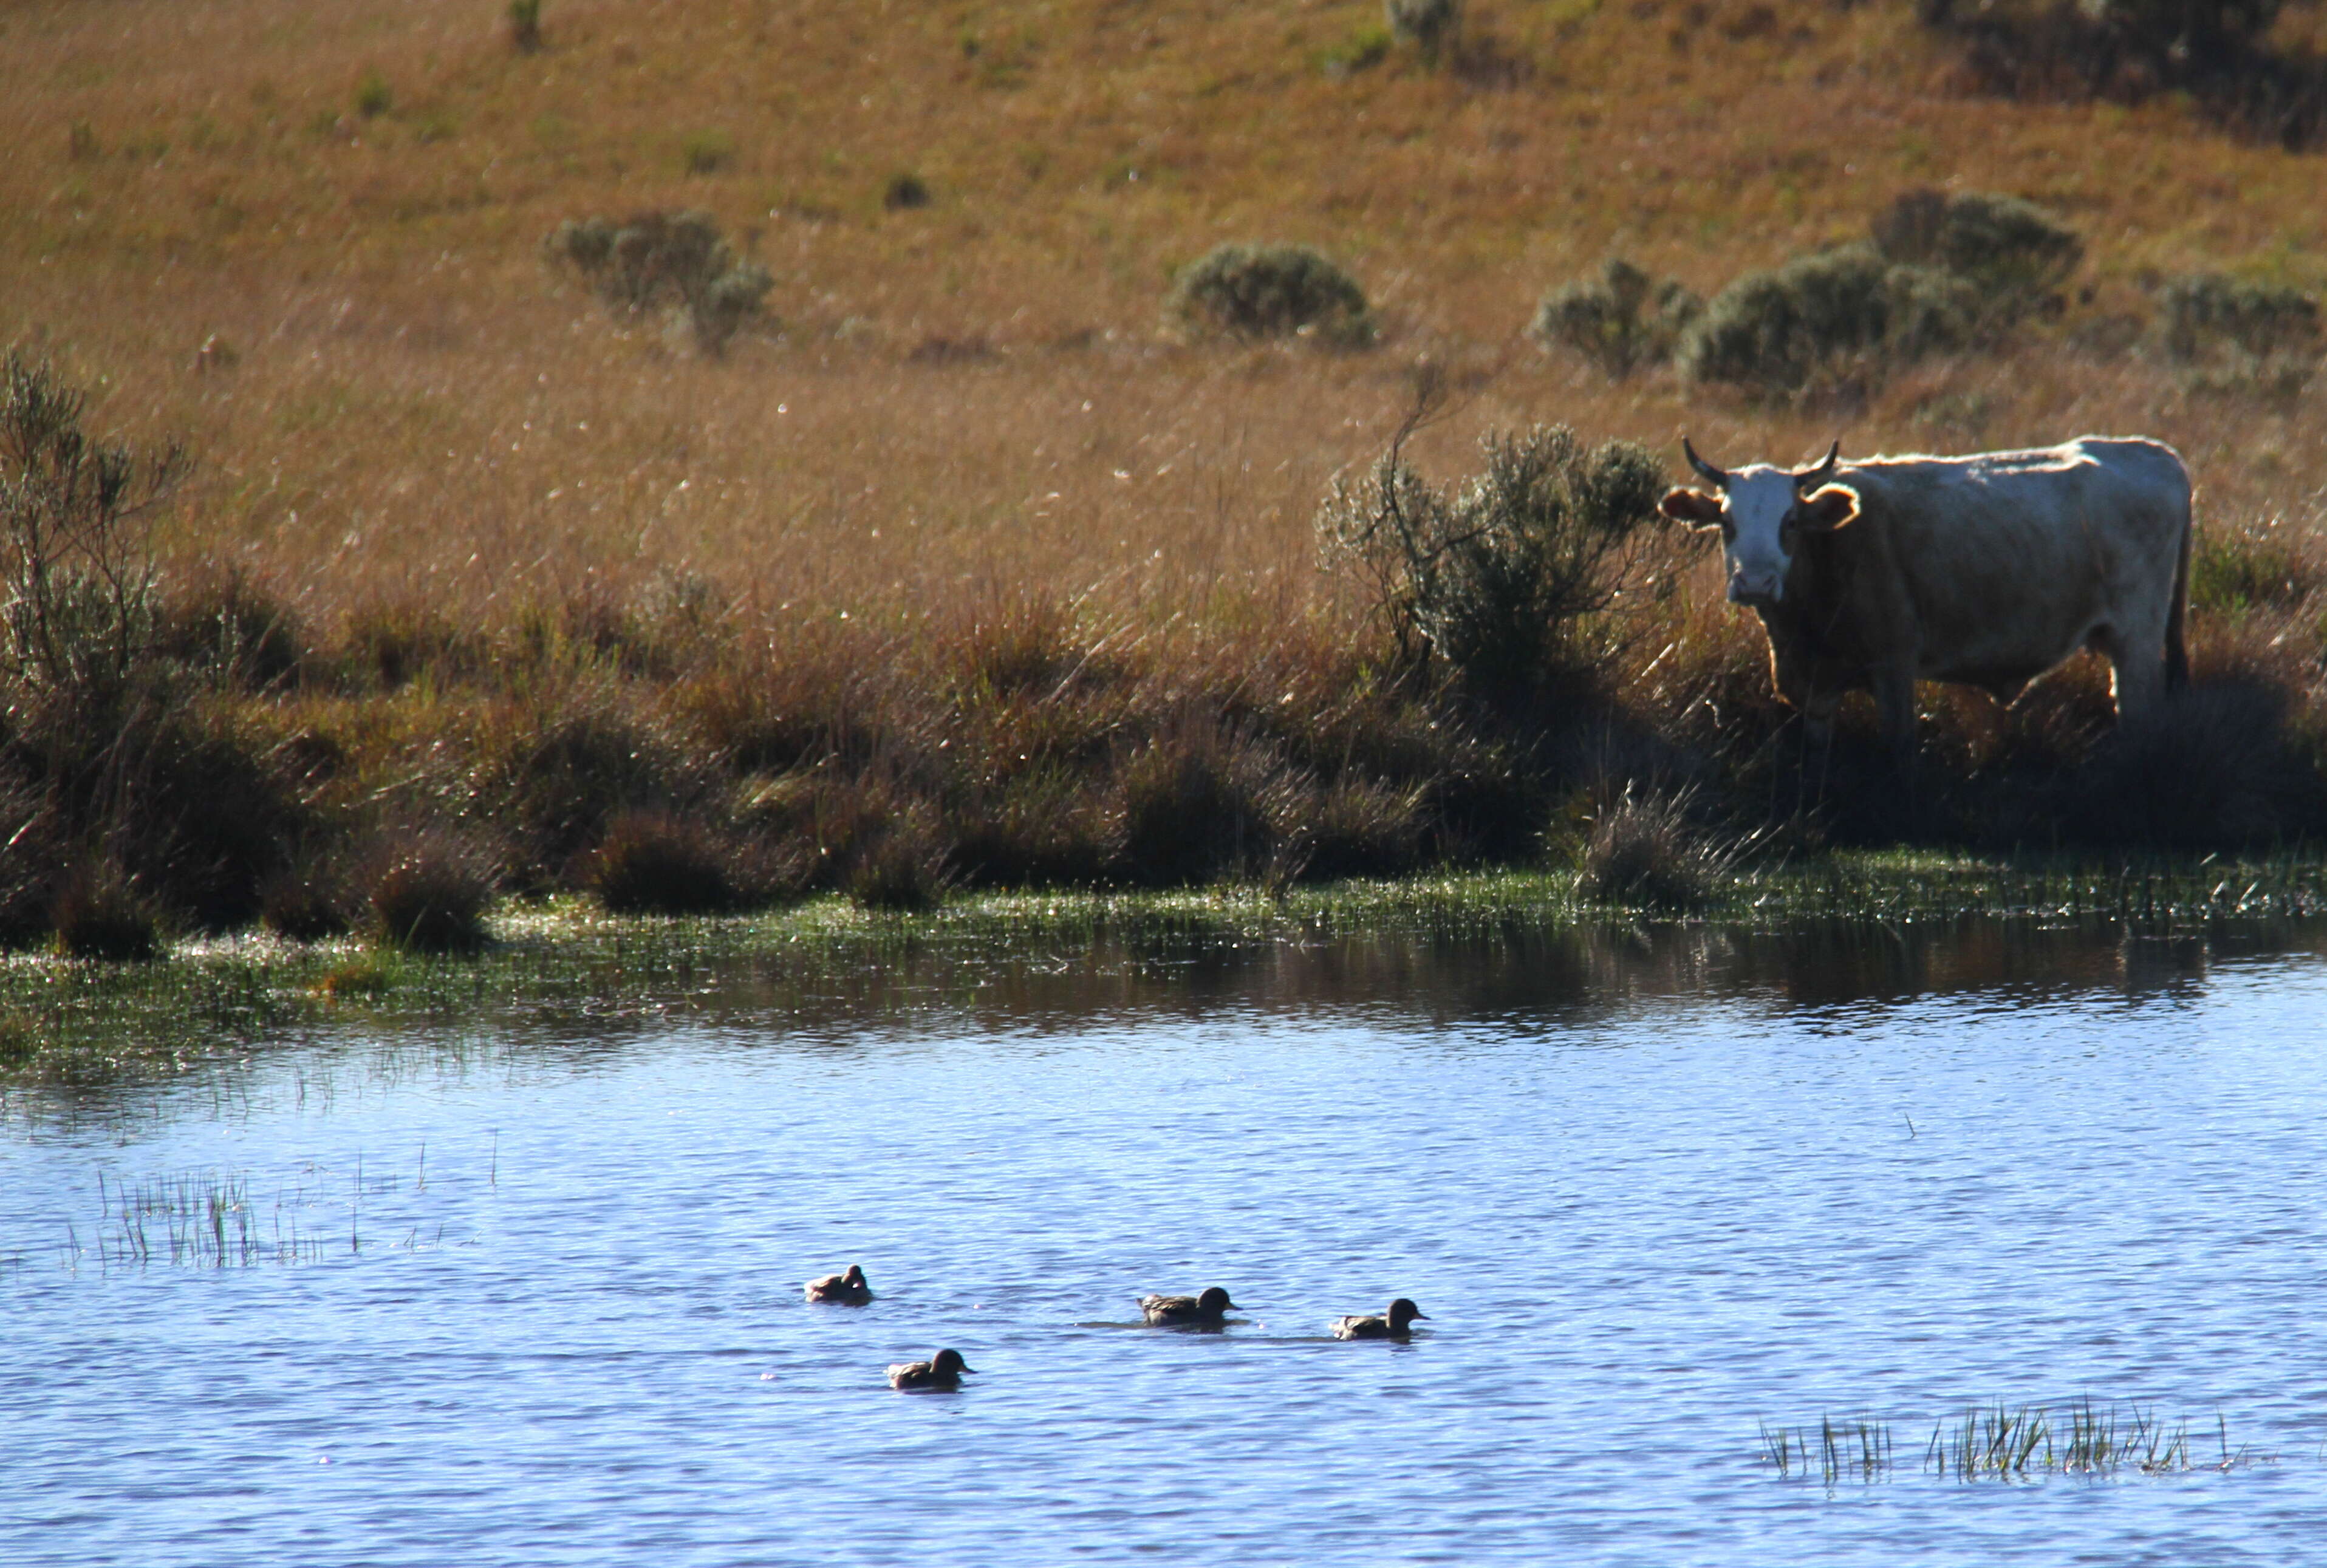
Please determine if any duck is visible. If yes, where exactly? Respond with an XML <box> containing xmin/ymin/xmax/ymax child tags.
<box><xmin>804</xmin><ymin>1264</ymin><xmax>873</xmax><ymax>1304</ymax></box>
<box><xmin>1330</xmin><ymin>1297</ymin><xmax>1428</xmax><ymax>1340</ymax></box>
<box><xmin>887</xmin><ymin>1348</ymin><xmax>976</xmax><ymax>1391</ymax></box>
<box><xmin>1137</xmin><ymin>1286</ymin><xmax>1241</xmax><ymax>1326</ymax></box>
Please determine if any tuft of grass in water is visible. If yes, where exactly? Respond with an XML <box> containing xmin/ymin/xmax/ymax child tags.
<box><xmin>1762</xmin><ymin>1400</ymin><xmax>2270</xmax><ymax>1483</ymax></box>
<box><xmin>1574</xmin><ymin>786</ymin><xmax>1744</xmax><ymax>912</ymax></box>
<box><xmin>1761</xmin><ymin>1414</ymin><xmax>1893</xmax><ymax>1485</ymax></box>
<box><xmin>312</xmin><ymin>955</ymin><xmax>397</xmax><ymax>999</ymax></box>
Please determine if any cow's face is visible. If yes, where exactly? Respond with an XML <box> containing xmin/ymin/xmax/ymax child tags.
<box><xmin>1659</xmin><ymin>465</ymin><xmax>1861</xmax><ymax>607</ymax></box>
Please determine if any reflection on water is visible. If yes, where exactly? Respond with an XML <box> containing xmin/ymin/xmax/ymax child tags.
<box><xmin>4</xmin><ymin>915</ymin><xmax>2327</xmax><ymax>1567</ymax></box>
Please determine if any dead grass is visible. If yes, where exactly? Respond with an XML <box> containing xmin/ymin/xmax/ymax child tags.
<box><xmin>1</xmin><ymin>0</ymin><xmax>2325</xmax><ymax>932</ymax></box>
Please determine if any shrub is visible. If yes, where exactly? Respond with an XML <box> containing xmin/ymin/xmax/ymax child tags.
<box><xmin>589</xmin><ymin>810</ymin><xmax>740</xmax><ymax>914</ymax></box>
<box><xmin>1319</xmin><ymin>404</ymin><xmax>1669</xmax><ymax>698</ymax></box>
<box><xmin>1385</xmin><ymin>0</ymin><xmax>1462</xmax><ymax>63</ymax></box>
<box><xmin>2086</xmin><ymin>0</ymin><xmax>2281</xmax><ymax>56</ymax></box>
<box><xmin>1529</xmin><ymin>258</ymin><xmax>1703</xmax><ymax>379</ymax></box>
<box><xmin>508</xmin><ymin>0</ymin><xmax>542</xmax><ymax>53</ymax></box>
<box><xmin>364</xmin><ymin>835</ymin><xmax>494</xmax><ymax>954</ymax></box>
<box><xmin>883</xmin><ymin>172</ymin><xmax>932</xmax><ymax>210</ymax></box>
<box><xmin>1167</xmin><ymin>243</ymin><xmax>1375</xmax><ymax>347</ymax></box>
<box><xmin>1575</xmin><ymin>787</ymin><xmax>1737</xmax><ymax>911</ymax></box>
<box><xmin>50</xmin><ymin>865</ymin><xmax>162</xmax><ymax>960</ymax></box>
<box><xmin>2154</xmin><ymin>272</ymin><xmax>2320</xmax><ymax>363</ymax></box>
<box><xmin>354</xmin><ymin>70</ymin><xmax>392</xmax><ymax>120</ymax></box>
<box><xmin>1</xmin><ymin>350</ymin><xmax>188</xmax><ymax>697</ymax></box>
<box><xmin>1871</xmin><ymin>188</ymin><xmax>2081</xmax><ymax>315</ymax></box>
<box><xmin>1679</xmin><ymin>244</ymin><xmax>1980</xmax><ymax>395</ymax></box>
<box><xmin>544</xmin><ymin>210</ymin><xmax>776</xmax><ymax>356</ymax></box>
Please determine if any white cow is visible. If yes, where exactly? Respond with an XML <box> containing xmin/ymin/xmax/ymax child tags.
<box><xmin>1656</xmin><ymin>436</ymin><xmax>2195</xmax><ymax>761</ymax></box>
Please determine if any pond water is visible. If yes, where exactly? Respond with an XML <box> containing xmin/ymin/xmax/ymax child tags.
<box><xmin>5</xmin><ymin>918</ymin><xmax>2327</xmax><ymax>1566</ymax></box>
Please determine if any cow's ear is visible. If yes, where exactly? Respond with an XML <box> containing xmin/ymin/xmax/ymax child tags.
<box><xmin>1796</xmin><ymin>484</ymin><xmax>1860</xmax><ymax>531</ymax></box>
<box><xmin>1658</xmin><ymin>487</ymin><xmax>1724</xmax><ymax>529</ymax></box>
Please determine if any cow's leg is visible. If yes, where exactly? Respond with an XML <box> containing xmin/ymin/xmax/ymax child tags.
<box><xmin>2096</xmin><ymin>623</ymin><xmax>2167</xmax><ymax>723</ymax></box>
<box><xmin>1871</xmin><ymin>664</ymin><xmax>1918</xmax><ymax>771</ymax></box>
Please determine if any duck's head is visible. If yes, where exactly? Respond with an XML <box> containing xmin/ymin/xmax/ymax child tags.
<box><xmin>1387</xmin><ymin>1298</ymin><xmax>1428</xmax><ymax>1329</ymax></box>
<box><xmin>842</xmin><ymin>1264</ymin><xmax>867</xmax><ymax>1287</ymax></box>
<box><xmin>931</xmin><ymin>1348</ymin><xmax>976</xmax><ymax>1375</ymax></box>
<box><xmin>1198</xmin><ymin>1286</ymin><xmax>1239</xmax><ymax>1314</ymax></box>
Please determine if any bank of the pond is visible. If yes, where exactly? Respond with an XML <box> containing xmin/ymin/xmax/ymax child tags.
<box><xmin>5</xmin><ymin>851</ymin><xmax>2327</xmax><ymax>1090</ymax></box>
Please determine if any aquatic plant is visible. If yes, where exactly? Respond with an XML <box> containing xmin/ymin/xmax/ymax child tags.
<box><xmin>1760</xmin><ymin>1400</ymin><xmax>2264</xmax><ymax>1482</ymax></box>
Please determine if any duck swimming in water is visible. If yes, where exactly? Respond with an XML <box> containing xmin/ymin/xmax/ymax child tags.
<box><xmin>1137</xmin><ymin>1286</ymin><xmax>1241</xmax><ymax>1326</ymax></box>
<box><xmin>887</xmin><ymin>1348</ymin><xmax>976</xmax><ymax>1391</ymax></box>
<box><xmin>804</xmin><ymin>1264</ymin><xmax>873</xmax><ymax>1304</ymax></box>
<box><xmin>1330</xmin><ymin>1298</ymin><xmax>1428</xmax><ymax>1340</ymax></box>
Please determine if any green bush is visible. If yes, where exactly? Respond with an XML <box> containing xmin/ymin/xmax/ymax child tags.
<box><xmin>1168</xmin><ymin>243</ymin><xmax>1375</xmax><ymax>347</ymax></box>
<box><xmin>2155</xmin><ymin>272</ymin><xmax>2320</xmax><ymax>362</ymax></box>
<box><xmin>508</xmin><ymin>0</ymin><xmax>542</xmax><ymax>53</ymax></box>
<box><xmin>883</xmin><ymin>171</ymin><xmax>932</xmax><ymax>210</ymax></box>
<box><xmin>1</xmin><ymin>350</ymin><xmax>188</xmax><ymax>697</ymax></box>
<box><xmin>1529</xmin><ymin>258</ymin><xmax>1703</xmax><ymax>379</ymax></box>
<box><xmin>1319</xmin><ymin>414</ymin><xmax>1668</xmax><ymax>695</ymax></box>
<box><xmin>1385</xmin><ymin>0</ymin><xmax>1462</xmax><ymax>63</ymax></box>
<box><xmin>1871</xmin><ymin>188</ymin><xmax>2081</xmax><ymax>315</ymax></box>
<box><xmin>545</xmin><ymin>210</ymin><xmax>775</xmax><ymax>355</ymax></box>
<box><xmin>1678</xmin><ymin>243</ymin><xmax>1978</xmax><ymax>395</ymax></box>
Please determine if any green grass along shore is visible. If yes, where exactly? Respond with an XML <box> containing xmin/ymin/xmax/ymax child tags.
<box><xmin>5</xmin><ymin>850</ymin><xmax>2325</xmax><ymax>1088</ymax></box>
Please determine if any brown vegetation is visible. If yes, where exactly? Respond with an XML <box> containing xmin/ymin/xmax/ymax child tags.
<box><xmin>1</xmin><ymin>0</ymin><xmax>2325</xmax><ymax>946</ymax></box>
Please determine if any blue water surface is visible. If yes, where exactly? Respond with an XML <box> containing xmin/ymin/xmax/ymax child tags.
<box><xmin>4</xmin><ymin>922</ymin><xmax>2325</xmax><ymax>1566</ymax></box>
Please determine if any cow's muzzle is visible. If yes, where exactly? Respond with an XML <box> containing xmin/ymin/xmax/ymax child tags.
<box><xmin>1727</xmin><ymin>577</ymin><xmax>1783</xmax><ymax>608</ymax></box>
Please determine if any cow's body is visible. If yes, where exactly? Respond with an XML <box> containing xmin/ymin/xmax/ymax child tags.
<box><xmin>1660</xmin><ymin>437</ymin><xmax>2193</xmax><ymax>762</ymax></box>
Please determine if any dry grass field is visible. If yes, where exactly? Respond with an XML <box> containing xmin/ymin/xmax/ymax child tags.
<box><xmin>2</xmin><ymin>0</ymin><xmax>2325</xmax><ymax>941</ymax></box>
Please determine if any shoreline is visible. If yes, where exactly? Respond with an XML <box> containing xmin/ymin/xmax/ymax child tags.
<box><xmin>8</xmin><ymin>852</ymin><xmax>2326</xmax><ymax>1088</ymax></box>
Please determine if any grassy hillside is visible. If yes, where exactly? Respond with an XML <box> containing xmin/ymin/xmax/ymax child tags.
<box><xmin>5</xmin><ymin>0</ymin><xmax>2323</xmax><ymax>607</ymax></box>
<box><xmin>1</xmin><ymin>0</ymin><xmax>2325</xmax><ymax>946</ymax></box>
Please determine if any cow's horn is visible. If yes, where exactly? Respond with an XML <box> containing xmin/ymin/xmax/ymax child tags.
<box><xmin>1681</xmin><ymin>436</ymin><xmax>1728</xmax><ymax>488</ymax></box>
<box><xmin>1797</xmin><ymin>440</ymin><xmax>1841</xmax><ymax>488</ymax></box>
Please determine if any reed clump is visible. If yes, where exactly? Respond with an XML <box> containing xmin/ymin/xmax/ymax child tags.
<box><xmin>363</xmin><ymin>834</ymin><xmax>496</xmax><ymax>954</ymax></box>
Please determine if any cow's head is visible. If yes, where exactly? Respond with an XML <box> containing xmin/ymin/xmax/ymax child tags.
<box><xmin>1658</xmin><ymin>438</ymin><xmax>1861</xmax><ymax>607</ymax></box>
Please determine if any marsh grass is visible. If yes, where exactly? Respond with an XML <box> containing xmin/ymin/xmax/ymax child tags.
<box><xmin>1762</xmin><ymin>1401</ymin><xmax>2264</xmax><ymax>1482</ymax></box>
